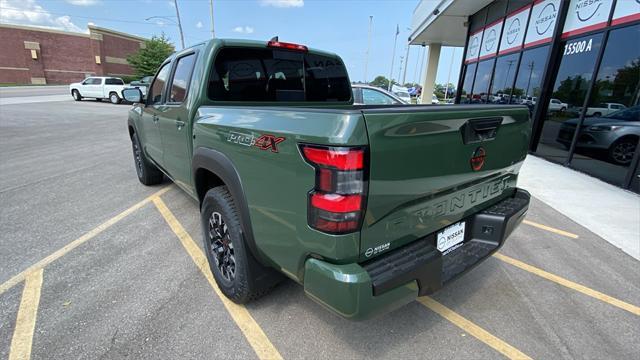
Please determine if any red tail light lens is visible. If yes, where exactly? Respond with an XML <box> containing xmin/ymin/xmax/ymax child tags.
<box><xmin>267</xmin><ymin>40</ymin><xmax>308</xmax><ymax>52</ymax></box>
<box><xmin>310</xmin><ymin>193</ymin><xmax>362</xmax><ymax>213</ymax></box>
<box><xmin>300</xmin><ymin>144</ymin><xmax>367</xmax><ymax>234</ymax></box>
<box><xmin>302</xmin><ymin>147</ymin><xmax>364</xmax><ymax>170</ymax></box>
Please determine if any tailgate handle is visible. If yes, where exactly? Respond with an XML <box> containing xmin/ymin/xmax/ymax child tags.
<box><xmin>460</xmin><ymin>117</ymin><xmax>502</xmax><ymax>144</ymax></box>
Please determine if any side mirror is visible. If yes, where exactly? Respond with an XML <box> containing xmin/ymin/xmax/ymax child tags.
<box><xmin>122</xmin><ymin>88</ymin><xmax>142</xmax><ymax>103</ymax></box>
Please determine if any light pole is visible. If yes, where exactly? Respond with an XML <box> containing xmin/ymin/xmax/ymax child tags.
<box><xmin>401</xmin><ymin>27</ymin><xmax>411</xmax><ymax>85</ymax></box>
<box><xmin>388</xmin><ymin>24</ymin><xmax>399</xmax><ymax>91</ymax></box>
<box><xmin>444</xmin><ymin>47</ymin><xmax>456</xmax><ymax>100</ymax></box>
<box><xmin>173</xmin><ymin>0</ymin><xmax>186</xmax><ymax>49</ymax></box>
<box><xmin>364</xmin><ymin>16</ymin><xmax>373</xmax><ymax>83</ymax></box>
<box><xmin>209</xmin><ymin>0</ymin><xmax>215</xmax><ymax>38</ymax></box>
<box><xmin>145</xmin><ymin>15</ymin><xmax>184</xmax><ymax>49</ymax></box>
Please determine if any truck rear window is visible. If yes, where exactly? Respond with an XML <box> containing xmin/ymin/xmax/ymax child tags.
<box><xmin>208</xmin><ymin>47</ymin><xmax>351</xmax><ymax>102</ymax></box>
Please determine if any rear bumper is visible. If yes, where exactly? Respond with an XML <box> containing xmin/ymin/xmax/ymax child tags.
<box><xmin>303</xmin><ymin>188</ymin><xmax>530</xmax><ymax>320</ymax></box>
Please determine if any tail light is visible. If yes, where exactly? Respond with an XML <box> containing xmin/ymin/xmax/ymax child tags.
<box><xmin>300</xmin><ymin>144</ymin><xmax>367</xmax><ymax>234</ymax></box>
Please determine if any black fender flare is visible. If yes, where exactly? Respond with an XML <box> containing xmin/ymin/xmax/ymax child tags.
<box><xmin>127</xmin><ymin>117</ymin><xmax>136</xmax><ymax>138</ymax></box>
<box><xmin>192</xmin><ymin>147</ymin><xmax>268</xmax><ymax>266</ymax></box>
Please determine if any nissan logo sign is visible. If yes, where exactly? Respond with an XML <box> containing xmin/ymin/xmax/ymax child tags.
<box><xmin>469</xmin><ymin>36</ymin><xmax>479</xmax><ymax>56</ymax></box>
<box><xmin>535</xmin><ymin>2</ymin><xmax>557</xmax><ymax>35</ymax></box>
<box><xmin>575</xmin><ymin>0</ymin><xmax>603</xmax><ymax>22</ymax></box>
<box><xmin>484</xmin><ymin>29</ymin><xmax>497</xmax><ymax>51</ymax></box>
<box><xmin>506</xmin><ymin>18</ymin><xmax>520</xmax><ymax>45</ymax></box>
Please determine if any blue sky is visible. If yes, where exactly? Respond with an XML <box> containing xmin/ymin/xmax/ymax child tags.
<box><xmin>0</xmin><ymin>0</ymin><xmax>462</xmax><ymax>85</ymax></box>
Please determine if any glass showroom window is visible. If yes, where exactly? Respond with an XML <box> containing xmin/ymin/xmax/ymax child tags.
<box><xmin>571</xmin><ymin>24</ymin><xmax>640</xmax><ymax>189</ymax></box>
<box><xmin>470</xmin><ymin>59</ymin><xmax>495</xmax><ymax>103</ymax></box>
<box><xmin>460</xmin><ymin>63</ymin><xmax>477</xmax><ymax>103</ymax></box>
<box><xmin>536</xmin><ymin>33</ymin><xmax>604</xmax><ymax>164</ymax></box>
<box><xmin>512</xmin><ymin>45</ymin><xmax>549</xmax><ymax>106</ymax></box>
<box><xmin>488</xmin><ymin>53</ymin><xmax>520</xmax><ymax>104</ymax></box>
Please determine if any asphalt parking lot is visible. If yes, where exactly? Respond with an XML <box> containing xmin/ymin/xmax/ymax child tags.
<box><xmin>1</xmin><ymin>92</ymin><xmax>639</xmax><ymax>360</ymax></box>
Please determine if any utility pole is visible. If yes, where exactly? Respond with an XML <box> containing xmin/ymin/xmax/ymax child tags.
<box><xmin>388</xmin><ymin>24</ymin><xmax>399</xmax><ymax>91</ymax></box>
<box><xmin>209</xmin><ymin>0</ymin><xmax>215</xmax><ymax>38</ymax></box>
<box><xmin>398</xmin><ymin>56</ymin><xmax>404</xmax><ymax>84</ymax></box>
<box><xmin>401</xmin><ymin>41</ymin><xmax>410</xmax><ymax>85</ymax></box>
<box><xmin>364</xmin><ymin>16</ymin><xmax>373</xmax><ymax>83</ymax></box>
<box><xmin>173</xmin><ymin>0</ymin><xmax>185</xmax><ymax>49</ymax></box>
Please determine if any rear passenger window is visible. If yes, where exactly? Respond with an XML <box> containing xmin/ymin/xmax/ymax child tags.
<box><xmin>149</xmin><ymin>64</ymin><xmax>171</xmax><ymax>104</ymax></box>
<box><xmin>168</xmin><ymin>53</ymin><xmax>196</xmax><ymax>103</ymax></box>
<box><xmin>105</xmin><ymin>78</ymin><xmax>124</xmax><ymax>85</ymax></box>
<box><xmin>208</xmin><ymin>47</ymin><xmax>350</xmax><ymax>102</ymax></box>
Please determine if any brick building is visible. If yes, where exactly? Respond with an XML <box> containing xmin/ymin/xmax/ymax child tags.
<box><xmin>0</xmin><ymin>23</ymin><xmax>148</xmax><ymax>85</ymax></box>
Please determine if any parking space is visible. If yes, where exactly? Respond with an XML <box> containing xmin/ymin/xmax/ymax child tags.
<box><xmin>1</xmin><ymin>98</ymin><xmax>639</xmax><ymax>359</ymax></box>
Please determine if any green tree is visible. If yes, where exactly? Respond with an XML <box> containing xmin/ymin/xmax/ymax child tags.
<box><xmin>127</xmin><ymin>33</ymin><xmax>174</xmax><ymax>78</ymax></box>
<box><xmin>369</xmin><ymin>75</ymin><xmax>391</xmax><ymax>89</ymax></box>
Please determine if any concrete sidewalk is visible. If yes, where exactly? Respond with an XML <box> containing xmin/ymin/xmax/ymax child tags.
<box><xmin>518</xmin><ymin>155</ymin><xmax>640</xmax><ymax>260</ymax></box>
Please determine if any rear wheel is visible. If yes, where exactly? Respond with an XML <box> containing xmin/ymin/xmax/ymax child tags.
<box><xmin>609</xmin><ymin>138</ymin><xmax>637</xmax><ymax>165</ymax></box>
<box><xmin>131</xmin><ymin>132</ymin><xmax>163</xmax><ymax>185</ymax></box>
<box><xmin>201</xmin><ymin>186</ymin><xmax>281</xmax><ymax>303</ymax></box>
<box><xmin>109</xmin><ymin>92</ymin><xmax>121</xmax><ymax>104</ymax></box>
<box><xmin>72</xmin><ymin>90</ymin><xmax>82</xmax><ymax>101</ymax></box>
<box><xmin>593</xmin><ymin>112</ymin><xmax>602</xmax><ymax>117</ymax></box>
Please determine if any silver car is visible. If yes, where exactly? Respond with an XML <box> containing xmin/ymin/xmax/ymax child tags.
<box><xmin>557</xmin><ymin>105</ymin><xmax>639</xmax><ymax>165</ymax></box>
<box><xmin>351</xmin><ymin>84</ymin><xmax>407</xmax><ymax>105</ymax></box>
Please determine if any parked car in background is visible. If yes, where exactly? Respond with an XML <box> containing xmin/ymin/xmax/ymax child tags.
<box><xmin>352</xmin><ymin>84</ymin><xmax>406</xmax><ymax>105</ymax></box>
<box><xmin>70</xmin><ymin>76</ymin><xmax>127</xmax><ymax>104</ymax></box>
<box><xmin>548</xmin><ymin>98</ymin><xmax>568</xmax><ymax>112</ymax></box>
<box><xmin>129</xmin><ymin>76</ymin><xmax>153</xmax><ymax>97</ymax></box>
<box><xmin>556</xmin><ymin>105</ymin><xmax>639</xmax><ymax>165</ymax></box>
<box><xmin>585</xmin><ymin>102</ymin><xmax>627</xmax><ymax>117</ymax></box>
<box><xmin>431</xmin><ymin>95</ymin><xmax>440</xmax><ymax>104</ymax></box>
<box><xmin>391</xmin><ymin>85</ymin><xmax>411</xmax><ymax>103</ymax></box>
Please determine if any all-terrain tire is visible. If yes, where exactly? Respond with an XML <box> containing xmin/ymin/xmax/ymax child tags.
<box><xmin>201</xmin><ymin>186</ymin><xmax>282</xmax><ymax>304</ymax></box>
<box><xmin>131</xmin><ymin>132</ymin><xmax>163</xmax><ymax>185</ymax></box>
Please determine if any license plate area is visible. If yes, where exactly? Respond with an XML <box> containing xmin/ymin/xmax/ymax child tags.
<box><xmin>437</xmin><ymin>221</ymin><xmax>465</xmax><ymax>254</ymax></box>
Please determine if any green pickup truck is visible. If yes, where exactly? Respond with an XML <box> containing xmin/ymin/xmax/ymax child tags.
<box><xmin>122</xmin><ymin>39</ymin><xmax>531</xmax><ymax>320</ymax></box>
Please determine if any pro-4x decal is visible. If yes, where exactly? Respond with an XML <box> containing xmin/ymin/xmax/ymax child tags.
<box><xmin>227</xmin><ymin>131</ymin><xmax>285</xmax><ymax>153</ymax></box>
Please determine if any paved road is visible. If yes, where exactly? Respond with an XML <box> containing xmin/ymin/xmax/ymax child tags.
<box><xmin>0</xmin><ymin>85</ymin><xmax>69</xmax><ymax>98</ymax></box>
<box><xmin>1</xmin><ymin>99</ymin><xmax>639</xmax><ymax>359</ymax></box>
<box><xmin>0</xmin><ymin>86</ymin><xmax>71</xmax><ymax>106</ymax></box>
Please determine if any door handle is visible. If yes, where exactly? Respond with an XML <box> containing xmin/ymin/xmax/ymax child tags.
<box><xmin>175</xmin><ymin>120</ymin><xmax>185</xmax><ymax>129</ymax></box>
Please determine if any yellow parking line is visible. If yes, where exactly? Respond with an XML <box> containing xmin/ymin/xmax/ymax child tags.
<box><xmin>523</xmin><ymin>220</ymin><xmax>579</xmax><ymax>239</ymax></box>
<box><xmin>9</xmin><ymin>269</ymin><xmax>44</xmax><ymax>360</ymax></box>
<box><xmin>418</xmin><ymin>297</ymin><xmax>532</xmax><ymax>360</ymax></box>
<box><xmin>0</xmin><ymin>186</ymin><xmax>172</xmax><ymax>296</ymax></box>
<box><xmin>494</xmin><ymin>253</ymin><xmax>640</xmax><ymax>316</ymax></box>
<box><xmin>152</xmin><ymin>197</ymin><xmax>283</xmax><ymax>360</ymax></box>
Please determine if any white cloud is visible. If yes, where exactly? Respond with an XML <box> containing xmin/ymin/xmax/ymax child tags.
<box><xmin>260</xmin><ymin>0</ymin><xmax>303</xmax><ymax>8</ymax></box>
<box><xmin>196</xmin><ymin>21</ymin><xmax>203</xmax><ymax>29</ymax></box>
<box><xmin>232</xmin><ymin>26</ymin><xmax>254</xmax><ymax>34</ymax></box>
<box><xmin>0</xmin><ymin>0</ymin><xmax>85</xmax><ymax>33</ymax></box>
<box><xmin>65</xmin><ymin>0</ymin><xmax>99</xmax><ymax>5</ymax></box>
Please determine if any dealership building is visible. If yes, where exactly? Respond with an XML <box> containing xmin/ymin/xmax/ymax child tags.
<box><xmin>0</xmin><ymin>23</ymin><xmax>147</xmax><ymax>85</ymax></box>
<box><xmin>410</xmin><ymin>0</ymin><xmax>639</xmax><ymax>193</ymax></box>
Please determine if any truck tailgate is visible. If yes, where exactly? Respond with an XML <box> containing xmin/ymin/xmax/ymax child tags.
<box><xmin>359</xmin><ymin>105</ymin><xmax>530</xmax><ymax>260</ymax></box>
